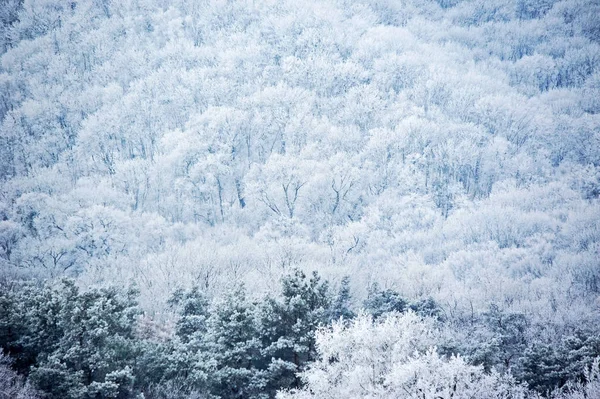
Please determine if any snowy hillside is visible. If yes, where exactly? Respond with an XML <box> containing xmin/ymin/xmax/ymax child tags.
<box><xmin>0</xmin><ymin>0</ymin><xmax>599</xmax><ymax>398</ymax></box>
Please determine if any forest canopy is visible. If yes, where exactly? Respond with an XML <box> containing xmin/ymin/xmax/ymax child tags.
<box><xmin>0</xmin><ymin>0</ymin><xmax>599</xmax><ymax>398</ymax></box>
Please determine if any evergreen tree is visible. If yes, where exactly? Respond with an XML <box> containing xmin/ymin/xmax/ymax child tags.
<box><xmin>363</xmin><ymin>285</ymin><xmax>443</xmax><ymax>320</ymax></box>
<box><xmin>409</xmin><ymin>297</ymin><xmax>443</xmax><ymax>320</ymax></box>
<box><xmin>469</xmin><ymin>304</ymin><xmax>528</xmax><ymax>372</ymax></box>
<box><xmin>328</xmin><ymin>276</ymin><xmax>355</xmax><ymax>322</ymax></box>
<box><xmin>363</xmin><ymin>284</ymin><xmax>409</xmax><ymax>318</ymax></box>
<box><xmin>165</xmin><ymin>286</ymin><xmax>211</xmax><ymax>394</ymax></box>
<box><xmin>202</xmin><ymin>285</ymin><xmax>266</xmax><ymax>399</ymax></box>
<box><xmin>519</xmin><ymin>344</ymin><xmax>566</xmax><ymax>393</ymax></box>
<box><xmin>0</xmin><ymin>280</ymin><xmax>142</xmax><ymax>399</ymax></box>
<box><xmin>0</xmin><ymin>283</ymin><xmax>32</xmax><ymax>374</ymax></box>
<box><xmin>519</xmin><ymin>331</ymin><xmax>600</xmax><ymax>394</ymax></box>
<box><xmin>257</xmin><ymin>269</ymin><xmax>330</xmax><ymax>396</ymax></box>
<box><xmin>28</xmin><ymin>281</ymin><xmax>140</xmax><ymax>399</ymax></box>
<box><xmin>168</xmin><ymin>287</ymin><xmax>209</xmax><ymax>343</ymax></box>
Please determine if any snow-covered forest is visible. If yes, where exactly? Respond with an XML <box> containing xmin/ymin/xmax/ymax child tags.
<box><xmin>0</xmin><ymin>0</ymin><xmax>599</xmax><ymax>397</ymax></box>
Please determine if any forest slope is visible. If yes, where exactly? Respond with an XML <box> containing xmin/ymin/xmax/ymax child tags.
<box><xmin>0</xmin><ymin>0</ymin><xmax>599</xmax><ymax>397</ymax></box>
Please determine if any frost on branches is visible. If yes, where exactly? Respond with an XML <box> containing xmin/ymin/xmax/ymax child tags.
<box><xmin>277</xmin><ymin>312</ymin><xmax>528</xmax><ymax>399</ymax></box>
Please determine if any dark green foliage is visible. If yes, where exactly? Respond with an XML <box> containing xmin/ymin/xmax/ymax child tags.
<box><xmin>2</xmin><ymin>274</ymin><xmax>598</xmax><ymax>399</ymax></box>
<box><xmin>468</xmin><ymin>304</ymin><xmax>528</xmax><ymax>372</ymax></box>
<box><xmin>133</xmin><ymin>340</ymin><xmax>175</xmax><ymax>394</ymax></box>
<box><xmin>363</xmin><ymin>284</ymin><xmax>442</xmax><ymax>320</ymax></box>
<box><xmin>519</xmin><ymin>344</ymin><xmax>567</xmax><ymax>393</ymax></box>
<box><xmin>168</xmin><ymin>287</ymin><xmax>209</xmax><ymax>343</ymax></box>
<box><xmin>256</xmin><ymin>269</ymin><xmax>331</xmax><ymax>395</ymax></box>
<box><xmin>141</xmin><ymin>381</ymin><xmax>207</xmax><ymax>399</ymax></box>
<box><xmin>0</xmin><ymin>280</ymin><xmax>144</xmax><ymax>399</ymax></box>
<box><xmin>364</xmin><ymin>284</ymin><xmax>409</xmax><ymax>318</ymax></box>
<box><xmin>167</xmin><ymin>269</ymin><xmax>332</xmax><ymax>398</ymax></box>
<box><xmin>201</xmin><ymin>286</ymin><xmax>266</xmax><ymax>399</ymax></box>
<box><xmin>519</xmin><ymin>330</ymin><xmax>600</xmax><ymax>394</ymax></box>
<box><xmin>163</xmin><ymin>286</ymin><xmax>211</xmax><ymax>393</ymax></box>
<box><xmin>328</xmin><ymin>276</ymin><xmax>356</xmax><ymax>321</ymax></box>
<box><xmin>561</xmin><ymin>331</ymin><xmax>600</xmax><ymax>379</ymax></box>
<box><xmin>409</xmin><ymin>297</ymin><xmax>444</xmax><ymax>320</ymax></box>
<box><xmin>0</xmin><ymin>283</ymin><xmax>32</xmax><ymax>374</ymax></box>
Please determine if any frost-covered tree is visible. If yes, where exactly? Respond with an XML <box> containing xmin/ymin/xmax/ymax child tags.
<box><xmin>277</xmin><ymin>312</ymin><xmax>529</xmax><ymax>399</ymax></box>
<box><xmin>201</xmin><ymin>286</ymin><xmax>266</xmax><ymax>399</ymax></box>
<box><xmin>0</xmin><ymin>280</ymin><xmax>142</xmax><ymax>399</ymax></box>
<box><xmin>0</xmin><ymin>0</ymin><xmax>599</xmax><ymax>396</ymax></box>
<box><xmin>257</xmin><ymin>269</ymin><xmax>331</xmax><ymax>395</ymax></box>
<box><xmin>0</xmin><ymin>353</ymin><xmax>40</xmax><ymax>399</ymax></box>
<box><xmin>328</xmin><ymin>276</ymin><xmax>355</xmax><ymax>321</ymax></box>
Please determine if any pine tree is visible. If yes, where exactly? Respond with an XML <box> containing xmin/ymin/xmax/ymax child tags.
<box><xmin>363</xmin><ymin>284</ymin><xmax>442</xmax><ymax>320</ymax></box>
<box><xmin>519</xmin><ymin>344</ymin><xmax>565</xmax><ymax>393</ymax></box>
<box><xmin>328</xmin><ymin>276</ymin><xmax>355</xmax><ymax>322</ymax></box>
<box><xmin>1</xmin><ymin>280</ymin><xmax>142</xmax><ymax>399</ymax></box>
<box><xmin>0</xmin><ymin>283</ymin><xmax>32</xmax><ymax>374</ymax></box>
<box><xmin>257</xmin><ymin>269</ymin><xmax>331</xmax><ymax>396</ymax></box>
<box><xmin>165</xmin><ymin>286</ymin><xmax>211</xmax><ymax>394</ymax></box>
<box><xmin>202</xmin><ymin>285</ymin><xmax>266</xmax><ymax>399</ymax></box>
<box><xmin>363</xmin><ymin>283</ymin><xmax>409</xmax><ymax>318</ymax></box>
<box><xmin>27</xmin><ymin>280</ymin><xmax>140</xmax><ymax>399</ymax></box>
<box><xmin>168</xmin><ymin>286</ymin><xmax>209</xmax><ymax>343</ymax></box>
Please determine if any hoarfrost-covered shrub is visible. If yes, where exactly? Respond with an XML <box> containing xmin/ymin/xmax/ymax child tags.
<box><xmin>277</xmin><ymin>312</ymin><xmax>529</xmax><ymax>399</ymax></box>
<box><xmin>0</xmin><ymin>354</ymin><xmax>41</xmax><ymax>399</ymax></box>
